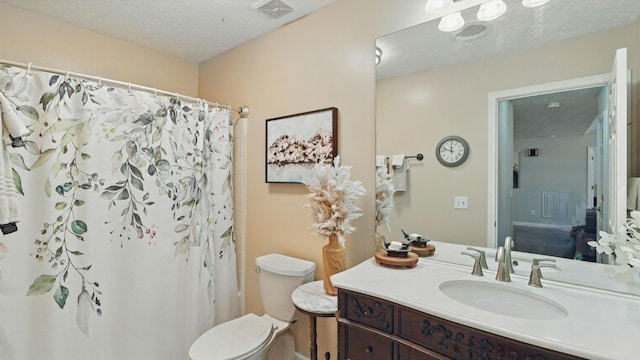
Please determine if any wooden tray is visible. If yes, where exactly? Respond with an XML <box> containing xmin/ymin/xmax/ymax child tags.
<box><xmin>411</xmin><ymin>243</ymin><xmax>436</xmax><ymax>257</ymax></box>
<box><xmin>374</xmin><ymin>250</ymin><xmax>418</xmax><ymax>268</ymax></box>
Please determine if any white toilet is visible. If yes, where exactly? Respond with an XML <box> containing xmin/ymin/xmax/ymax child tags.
<box><xmin>189</xmin><ymin>253</ymin><xmax>316</xmax><ymax>360</ymax></box>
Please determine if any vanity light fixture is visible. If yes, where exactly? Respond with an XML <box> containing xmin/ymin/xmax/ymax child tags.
<box><xmin>522</xmin><ymin>0</ymin><xmax>551</xmax><ymax>7</ymax></box>
<box><xmin>477</xmin><ymin>0</ymin><xmax>507</xmax><ymax>21</ymax></box>
<box><xmin>425</xmin><ymin>0</ymin><xmax>454</xmax><ymax>13</ymax></box>
<box><xmin>439</xmin><ymin>12</ymin><xmax>465</xmax><ymax>32</ymax></box>
<box><xmin>427</xmin><ymin>0</ymin><xmax>552</xmax><ymax>33</ymax></box>
<box><xmin>375</xmin><ymin>47</ymin><xmax>382</xmax><ymax>65</ymax></box>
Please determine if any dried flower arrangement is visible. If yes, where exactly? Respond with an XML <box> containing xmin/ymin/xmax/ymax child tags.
<box><xmin>589</xmin><ymin>210</ymin><xmax>640</xmax><ymax>281</ymax></box>
<box><xmin>302</xmin><ymin>156</ymin><xmax>366</xmax><ymax>243</ymax></box>
<box><xmin>375</xmin><ymin>167</ymin><xmax>395</xmax><ymax>233</ymax></box>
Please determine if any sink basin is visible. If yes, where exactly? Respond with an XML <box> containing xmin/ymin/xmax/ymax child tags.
<box><xmin>439</xmin><ymin>280</ymin><xmax>569</xmax><ymax>320</ymax></box>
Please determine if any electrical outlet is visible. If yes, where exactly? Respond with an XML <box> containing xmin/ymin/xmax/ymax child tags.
<box><xmin>454</xmin><ymin>196</ymin><xmax>468</xmax><ymax>209</ymax></box>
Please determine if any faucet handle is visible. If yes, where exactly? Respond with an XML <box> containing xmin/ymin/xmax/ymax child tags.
<box><xmin>532</xmin><ymin>258</ymin><xmax>556</xmax><ymax>266</ymax></box>
<box><xmin>531</xmin><ymin>258</ymin><xmax>556</xmax><ymax>279</ymax></box>
<box><xmin>466</xmin><ymin>247</ymin><xmax>488</xmax><ymax>269</ymax></box>
<box><xmin>528</xmin><ymin>258</ymin><xmax>557</xmax><ymax>287</ymax></box>
<box><xmin>461</xmin><ymin>251</ymin><xmax>484</xmax><ymax>277</ymax></box>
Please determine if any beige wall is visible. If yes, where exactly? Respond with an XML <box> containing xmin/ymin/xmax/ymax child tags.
<box><xmin>197</xmin><ymin>1</ymin><xmax>440</xmax><ymax>357</ymax></box>
<box><xmin>0</xmin><ymin>2</ymin><xmax>198</xmax><ymax>96</ymax></box>
<box><xmin>377</xmin><ymin>24</ymin><xmax>639</xmax><ymax>248</ymax></box>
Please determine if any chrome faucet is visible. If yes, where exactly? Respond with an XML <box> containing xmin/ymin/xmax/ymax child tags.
<box><xmin>528</xmin><ymin>258</ymin><xmax>556</xmax><ymax>287</ymax></box>
<box><xmin>503</xmin><ymin>236</ymin><xmax>515</xmax><ymax>274</ymax></box>
<box><xmin>494</xmin><ymin>247</ymin><xmax>511</xmax><ymax>282</ymax></box>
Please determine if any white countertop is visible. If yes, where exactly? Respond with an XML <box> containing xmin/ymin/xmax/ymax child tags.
<box><xmin>331</xmin><ymin>243</ymin><xmax>640</xmax><ymax>360</ymax></box>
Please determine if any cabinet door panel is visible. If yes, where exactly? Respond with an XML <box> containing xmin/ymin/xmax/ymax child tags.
<box><xmin>342</xmin><ymin>291</ymin><xmax>395</xmax><ymax>334</ymax></box>
<box><xmin>397</xmin><ymin>308</ymin><xmax>582</xmax><ymax>360</ymax></box>
<box><xmin>342</xmin><ymin>324</ymin><xmax>394</xmax><ymax>360</ymax></box>
<box><xmin>397</xmin><ymin>343</ymin><xmax>448</xmax><ymax>360</ymax></box>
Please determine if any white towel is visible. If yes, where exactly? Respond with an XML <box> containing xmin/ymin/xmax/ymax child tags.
<box><xmin>0</xmin><ymin>93</ymin><xmax>28</xmax><ymax>229</ymax></box>
<box><xmin>627</xmin><ymin>177</ymin><xmax>640</xmax><ymax>211</ymax></box>
<box><xmin>376</xmin><ymin>155</ymin><xmax>388</xmax><ymax>169</ymax></box>
<box><xmin>391</xmin><ymin>154</ymin><xmax>408</xmax><ymax>192</ymax></box>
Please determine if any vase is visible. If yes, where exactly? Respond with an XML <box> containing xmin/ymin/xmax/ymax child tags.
<box><xmin>375</xmin><ymin>231</ymin><xmax>385</xmax><ymax>251</ymax></box>
<box><xmin>322</xmin><ymin>234</ymin><xmax>346</xmax><ymax>296</ymax></box>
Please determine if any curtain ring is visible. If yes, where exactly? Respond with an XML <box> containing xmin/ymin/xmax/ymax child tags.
<box><xmin>154</xmin><ymin>88</ymin><xmax>157</xmax><ymax>96</ymax></box>
<box><xmin>97</xmin><ymin>76</ymin><xmax>102</xmax><ymax>87</ymax></box>
<box><xmin>128</xmin><ymin>83</ymin><xmax>132</xmax><ymax>92</ymax></box>
<box><xmin>176</xmin><ymin>93</ymin><xmax>180</xmax><ymax>102</ymax></box>
<box><xmin>65</xmin><ymin>69</ymin><xmax>69</xmax><ymax>79</ymax></box>
<box><xmin>27</xmin><ymin>62</ymin><xmax>32</xmax><ymax>75</ymax></box>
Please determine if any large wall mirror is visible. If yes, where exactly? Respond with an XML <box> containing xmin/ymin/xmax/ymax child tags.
<box><xmin>375</xmin><ymin>0</ymin><xmax>640</xmax><ymax>292</ymax></box>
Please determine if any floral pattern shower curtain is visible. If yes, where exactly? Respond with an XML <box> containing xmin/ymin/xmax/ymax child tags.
<box><xmin>0</xmin><ymin>65</ymin><xmax>239</xmax><ymax>359</ymax></box>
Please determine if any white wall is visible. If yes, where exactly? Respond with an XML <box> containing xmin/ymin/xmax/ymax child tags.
<box><xmin>512</xmin><ymin>135</ymin><xmax>596</xmax><ymax>226</ymax></box>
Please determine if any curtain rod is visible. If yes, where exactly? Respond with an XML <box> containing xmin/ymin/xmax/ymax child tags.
<box><xmin>0</xmin><ymin>59</ymin><xmax>250</xmax><ymax>119</ymax></box>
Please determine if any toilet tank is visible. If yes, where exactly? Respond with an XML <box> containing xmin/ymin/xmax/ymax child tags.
<box><xmin>256</xmin><ymin>254</ymin><xmax>315</xmax><ymax>321</ymax></box>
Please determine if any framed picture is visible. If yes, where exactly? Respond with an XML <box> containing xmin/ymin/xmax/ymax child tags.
<box><xmin>265</xmin><ymin>107</ymin><xmax>338</xmax><ymax>183</ymax></box>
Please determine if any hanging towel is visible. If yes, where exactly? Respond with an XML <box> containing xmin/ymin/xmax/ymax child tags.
<box><xmin>627</xmin><ymin>177</ymin><xmax>640</xmax><ymax>211</ymax></box>
<box><xmin>0</xmin><ymin>93</ymin><xmax>29</xmax><ymax>235</ymax></box>
<box><xmin>391</xmin><ymin>154</ymin><xmax>408</xmax><ymax>192</ymax></box>
<box><xmin>376</xmin><ymin>155</ymin><xmax>388</xmax><ymax>170</ymax></box>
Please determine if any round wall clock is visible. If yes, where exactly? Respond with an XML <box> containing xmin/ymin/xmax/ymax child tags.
<box><xmin>435</xmin><ymin>135</ymin><xmax>469</xmax><ymax>167</ymax></box>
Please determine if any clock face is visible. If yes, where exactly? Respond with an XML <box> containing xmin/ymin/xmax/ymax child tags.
<box><xmin>436</xmin><ymin>136</ymin><xmax>469</xmax><ymax>167</ymax></box>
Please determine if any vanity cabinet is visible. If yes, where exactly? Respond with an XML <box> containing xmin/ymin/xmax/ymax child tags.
<box><xmin>337</xmin><ymin>289</ymin><xmax>584</xmax><ymax>360</ymax></box>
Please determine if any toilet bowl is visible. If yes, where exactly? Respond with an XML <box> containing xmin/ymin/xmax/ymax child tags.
<box><xmin>189</xmin><ymin>254</ymin><xmax>315</xmax><ymax>360</ymax></box>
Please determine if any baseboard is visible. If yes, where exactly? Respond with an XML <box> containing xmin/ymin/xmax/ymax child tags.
<box><xmin>295</xmin><ymin>352</ymin><xmax>310</xmax><ymax>360</ymax></box>
<box><xmin>512</xmin><ymin>221</ymin><xmax>572</xmax><ymax>231</ymax></box>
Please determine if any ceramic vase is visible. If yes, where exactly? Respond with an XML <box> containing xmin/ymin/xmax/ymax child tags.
<box><xmin>375</xmin><ymin>231</ymin><xmax>385</xmax><ymax>251</ymax></box>
<box><xmin>322</xmin><ymin>234</ymin><xmax>346</xmax><ymax>296</ymax></box>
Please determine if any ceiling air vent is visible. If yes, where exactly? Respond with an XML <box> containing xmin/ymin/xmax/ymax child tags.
<box><xmin>454</xmin><ymin>23</ymin><xmax>489</xmax><ymax>41</ymax></box>
<box><xmin>251</xmin><ymin>0</ymin><xmax>294</xmax><ymax>19</ymax></box>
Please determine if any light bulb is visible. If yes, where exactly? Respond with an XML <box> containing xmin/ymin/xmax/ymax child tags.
<box><xmin>522</xmin><ymin>0</ymin><xmax>551</xmax><ymax>7</ymax></box>
<box><xmin>425</xmin><ymin>0</ymin><xmax>454</xmax><ymax>13</ymax></box>
<box><xmin>477</xmin><ymin>0</ymin><xmax>507</xmax><ymax>21</ymax></box>
<box><xmin>439</xmin><ymin>12</ymin><xmax>465</xmax><ymax>32</ymax></box>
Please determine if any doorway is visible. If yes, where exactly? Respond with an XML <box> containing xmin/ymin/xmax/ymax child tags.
<box><xmin>487</xmin><ymin>73</ymin><xmax>612</xmax><ymax>259</ymax></box>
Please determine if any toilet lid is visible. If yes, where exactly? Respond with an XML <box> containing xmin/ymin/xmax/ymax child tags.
<box><xmin>189</xmin><ymin>313</ymin><xmax>273</xmax><ymax>360</ymax></box>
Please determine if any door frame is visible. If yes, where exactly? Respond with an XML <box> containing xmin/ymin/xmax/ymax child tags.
<box><xmin>486</xmin><ymin>73</ymin><xmax>610</xmax><ymax>248</ymax></box>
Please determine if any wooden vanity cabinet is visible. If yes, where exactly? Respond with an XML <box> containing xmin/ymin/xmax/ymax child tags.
<box><xmin>337</xmin><ymin>289</ymin><xmax>584</xmax><ymax>360</ymax></box>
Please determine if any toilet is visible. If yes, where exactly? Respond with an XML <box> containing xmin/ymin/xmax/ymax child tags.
<box><xmin>189</xmin><ymin>253</ymin><xmax>316</xmax><ymax>360</ymax></box>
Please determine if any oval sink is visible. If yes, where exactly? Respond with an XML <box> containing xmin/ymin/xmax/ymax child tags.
<box><xmin>439</xmin><ymin>280</ymin><xmax>569</xmax><ymax>320</ymax></box>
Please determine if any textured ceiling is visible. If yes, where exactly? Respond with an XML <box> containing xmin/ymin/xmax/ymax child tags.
<box><xmin>376</xmin><ymin>0</ymin><xmax>639</xmax><ymax>139</ymax></box>
<box><xmin>0</xmin><ymin>0</ymin><xmax>336</xmax><ymax>63</ymax></box>
<box><xmin>376</xmin><ymin>0</ymin><xmax>640</xmax><ymax>80</ymax></box>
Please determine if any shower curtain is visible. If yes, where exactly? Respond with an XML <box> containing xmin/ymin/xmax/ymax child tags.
<box><xmin>0</xmin><ymin>65</ymin><xmax>239</xmax><ymax>359</ymax></box>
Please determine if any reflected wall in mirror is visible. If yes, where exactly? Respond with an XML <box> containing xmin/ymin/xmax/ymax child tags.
<box><xmin>375</xmin><ymin>0</ymin><xmax>640</xmax><ymax>290</ymax></box>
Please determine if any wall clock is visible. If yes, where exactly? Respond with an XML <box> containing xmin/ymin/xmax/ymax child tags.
<box><xmin>435</xmin><ymin>135</ymin><xmax>469</xmax><ymax>167</ymax></box>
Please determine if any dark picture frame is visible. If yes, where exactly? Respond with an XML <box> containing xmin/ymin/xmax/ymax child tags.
<box><xmin>265</xmin><ymin>107</ymin><xmax>338</xmax><ymax>183</ymax></box>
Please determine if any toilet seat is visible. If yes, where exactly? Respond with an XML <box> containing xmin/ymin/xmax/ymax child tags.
<box><xmin>189</xmin><ymin>313</ymin><xmax>274</xmax><ymax>360</ymax></box>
